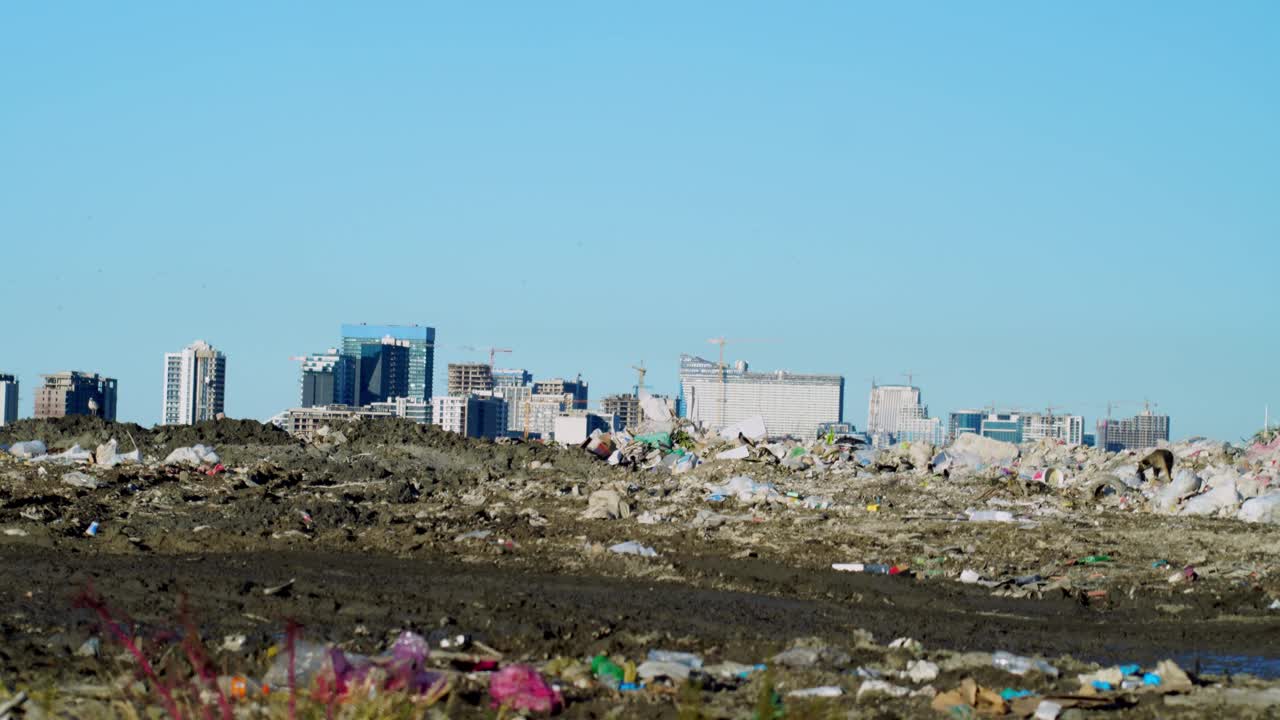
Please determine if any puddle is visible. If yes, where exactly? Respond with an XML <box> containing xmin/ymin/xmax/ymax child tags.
<box><xmin>1173</xmin><ymin>653</ymin><xmax>1280</xmax><ymax>680</ymax></box>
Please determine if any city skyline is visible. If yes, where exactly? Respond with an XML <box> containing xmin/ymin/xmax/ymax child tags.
<box><xmin>2</xmin><ymin>3</ymin><xmax>1276</xmax><ymax>440</ymax></box>
<box><xmin>0</xmin><ymin>332</ymin><xmax>1218</xmax><ymax>443</ymax></box>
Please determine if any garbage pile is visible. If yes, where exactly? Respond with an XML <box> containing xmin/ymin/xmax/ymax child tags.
<box><xmin>23</xmin><ymin>606</ymin><xmax>1280</xmax><ymax>720</ymax></box>
<box><xmin>566</xmin><ymin>413</ymin><xmax>1280</xmax><ymax>525</ymax></box>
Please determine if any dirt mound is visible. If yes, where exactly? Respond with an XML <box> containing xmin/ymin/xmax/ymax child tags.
<box><xmin>0</xmin><ymin>416</ymin><xmax>148</xmax><ymax>451</ymax></box>
<box><xmin>0</xmin><ymin>416</ymin><xmax>297</xmax><ymax>457</ymax></box>
<box><xmin>339</xmin><ymin>417</ymin><xmax>488</xmax><ymax>450</ymax></box>
<box><xmin>147</xmin><ymin>418</ymin><xmax>296</xmax><ymax>454</ymax></box>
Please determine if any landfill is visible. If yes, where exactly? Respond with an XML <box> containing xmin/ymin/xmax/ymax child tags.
<box><xmin>0</xmin><ymin>414</ymin><xmax>1278</xmax><ymax>718</ymax></box>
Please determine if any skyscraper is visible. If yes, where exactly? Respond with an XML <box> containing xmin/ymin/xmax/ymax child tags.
<box><xmin>341</xmin><ymin>324</ymin><xmax>436</xmax><ymax>403</ymax></box>
<box><xmin>300</xmin><ymin>349</ymin><xmax>353</xmax><ymax>407</ymax></box>
<box><xmin>162</xmin><ymin>340</ymin><xmax>227</xmax><ymax>425</ymax></box>
<box><xmin>352</xmin><ymin>337</ymin><xmax>410</xmax><ymax>406</ymax></box>
<box><xmin>866</xmin><ymin>384</ymin><xmax>938</xmax><ymax>445</ymax></box>
<box><xmin>0</xmin><ymin>373</ymin><xmax>17</xmax><ymax>426</ymax></box>
<box><xmin>35</xmin><ymin>371</ymin><xmax>117</xmax><ymax>421</ymax></box>
<box><xmin>679</xmin><ymin>354</ymin><xmax>844</xmax><ymax>439</ymax></box>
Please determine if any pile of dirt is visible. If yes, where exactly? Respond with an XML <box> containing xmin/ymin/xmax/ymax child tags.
<box><xmin>0</xmin><ymin>416</ymin><xmax>149</xmax><ymax>452</ymax></box>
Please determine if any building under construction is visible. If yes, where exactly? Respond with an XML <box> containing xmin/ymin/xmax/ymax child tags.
<box><xmin>34</xmin><ymin>371</ymin><xmax>118</xmax><ymax>421</ymax></box>
<box><xmin>1097</xmin><ymin>410</ymin><xmax>1170</xmax><ymax>452</ymax></box>
<box><xmin>678</xmin><ymin>354</ymin><xmax>844</xmax><ymax>439</ymax></box>
<box><xmin>448</xmin><ymin>363</ymin><xmax>494</xmax><ymax>396</ymax></box>
<box><xmin>601</xmin><ymin>393</ymin><xmax>642</xmax><ymax>431</ymax></box>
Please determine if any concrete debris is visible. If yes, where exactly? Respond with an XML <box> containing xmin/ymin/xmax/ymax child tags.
<box><xmin>582</xmin><ymin>488</ymin><xmax>631</xmax><ymax>520</ymax></box>
<box><xmin>719</xmin><ymin>415</ymin><xmax>768</xmax><ymax>442</ymax></box>
<box><xmin>950</xmin><ymin>433</ymin><xmax>1020</xmax><ymax>468</ymax></box>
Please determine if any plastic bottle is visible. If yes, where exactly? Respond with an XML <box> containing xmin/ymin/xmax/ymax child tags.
<box><xmin>992</xmin><ymin>651</ymin><xmax>1059</xmax><ymax>678</ymax></box>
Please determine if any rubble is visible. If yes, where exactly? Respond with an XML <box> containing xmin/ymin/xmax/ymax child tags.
<box><xmin>0</xmin><ymin>415</ymin><xmax>1278</xmax><ymax>717</ymax></box>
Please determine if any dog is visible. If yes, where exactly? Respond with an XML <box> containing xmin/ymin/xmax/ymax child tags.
<box><xmin>1137</xmin><ymin>449</ymin><xmax>1175</xmax><ymax>483</ymax></box>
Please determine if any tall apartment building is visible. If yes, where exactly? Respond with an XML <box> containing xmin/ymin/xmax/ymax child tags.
<box><xmin>519</xmin><ymin>393</ymin><xmax>565</xmax><ymax>439</ymax></box>
<box><xmin>493</xmin><ymin>368</ymin><xmax>532</xmax><ymax>388</ymax></box>
<box><xmin>897</xmin><ymin>407</ymin><xmax>943</xmax><ymax>445</ymax></box>
<box><xmin>341</xmin><ymin>324</ymin><xmax>436</xmax><ymax>403</ymax></box>
<box><xmin>162</xmin><ymin>340</ymin><xmax>226</xmax><ymax>425</ymax></box>
<box><xmin>867</xmin><ymin>385</ymin><xmax>919</xmax><ymax>438</ymax></box>
<box><xmin>1096</xmin><ymin>411</ymin><xmax>1170</xmax><ymax>452</ymax></box>
<box><xmin>448</xmin><ymin>363</ymin><xmax>495</xmax><ymax>396</ymax></box>
<box><xmin>300</xmin><ymin>349</ymin><xmax>353</xmax><ymax>407</ymax></box>
<box><xmin>1022</xmin><ymin>412</ymin><xmax>1085</xmax><ymax>445</ymax></box>
<box><xmin>680</xmin><ymin>354</ymin><xmax>844</xmax><ymax>439</ymax></box>
<box><xmin>351</xmin><ymin>337</ymin><xmax>410</xmax><ymax>406</ymax></box>
<box><xmin>601</xmin><ymin>393</ymin><xmax>642</xmax><ymax>431</ymax></box>
<box><xmin>35</xmin><ymin>371</ymin><xmax>117</xmax><ymax>421</ymax></box>
<box><xmin>866</xmin><ymin>384</ymin><xmax>939</xmax><ymax>446</ymax></box>
<box><xmin>534</xmin><ymin>376</ymin><xmax>588</xmax><ymax>409</ymax></box>
<box><xmin>431</xmin><ymin>394</ymin><xmax>507</xmax><ymax>440</ymax></box>
<box><xmin>478</xmin><ymin>386</ymin><xmax>524</xmax><ymax>437</ymax></box>
<box><xmin>0</xmin><ymin>373</ymin><xmax>18</xmax><ymax>426</ymax></box>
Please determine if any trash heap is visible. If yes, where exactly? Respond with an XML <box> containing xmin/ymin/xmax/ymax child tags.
<box><xmin>20</xmin><ymin>613</ymin><xmax>1280</xmax><ymax>719</ymax></box>
<box><xmin>568</xmin><ymin>413</ymin><xmax>1280</xmax><ymax>525</ymax></box>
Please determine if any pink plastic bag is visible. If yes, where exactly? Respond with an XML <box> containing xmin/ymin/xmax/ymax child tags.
<box><xmin>489</xmin><ymin>664</ymin><xmax>563</xmax><ymax>714</ymax></box>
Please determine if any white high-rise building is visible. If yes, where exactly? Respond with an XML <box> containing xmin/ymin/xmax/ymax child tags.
<box><xmin>866</xmin><ymin>384</ymin><xmax>941</xmax><ymax>446</ymax></box>
<box><xmin>678</xmin><ymin>354</ymin><xmax>844</xmax><ymax>439</ymax></box>
<box><xmin>0</xmin><ymin>373</ymin><xmax>17</xmax><ymax>426</ymax></box>
<box><xmin>1023</xmin><ymin>413</ymin><xmax>1085</xmax><ymax>445</ymax></box>
<box><xmin>162</xmin><ymin>340</ymin><xmax>226</xmax><ymax>425</ymax></box>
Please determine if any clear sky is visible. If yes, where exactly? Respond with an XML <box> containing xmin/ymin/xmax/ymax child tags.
<box><xmin>2</xmin><ymin>2</ymin><xmax>1277</xmax><ymax>441</ymax></box>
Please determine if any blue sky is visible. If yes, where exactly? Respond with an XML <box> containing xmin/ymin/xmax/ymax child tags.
<box><xmin>2</xmin><ymin>2</ymin><xmax>1276</xmax><ymax>440</ymax></box>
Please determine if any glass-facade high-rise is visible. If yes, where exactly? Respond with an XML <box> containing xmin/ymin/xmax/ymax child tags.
<box><xmin>980</xmin><ymin>413</ymin><xmax>1024</xmax><ymax>444</ymax></box>
<box><xmin>948</xmin><ymin>409</ymin><xmax>984</xmax><ymax>442</ymax></box>
<box><xmin>353</xmin><ymin>339</ymin><xmax>410</xmax><ymax>406</ymax></box>
<box><xmin>341</xmin><ymin>324</ymin><xmax>436</xmax><ymax>404</ymax></box>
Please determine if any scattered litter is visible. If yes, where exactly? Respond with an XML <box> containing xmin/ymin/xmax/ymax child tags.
<box><xmin>163</xmin><ymin>444</ymin><xmax>220</xmax><ymax>466</ymax></box>
<box><xmin>61</xmin><ymin>471</ymin><xmax>101</xmax><ymax>489</ymax></box>
<box><xmin>608</xmin><ymin>541</ymin><xmax>657</xmax><ymax>557</ymax></box>
<box><xmin>789</xmin><ymin>685</ymin><xmax>843</xmax><ymax>698</ymax></box>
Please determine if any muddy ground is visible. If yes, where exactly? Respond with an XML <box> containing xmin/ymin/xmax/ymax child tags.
<box><xmin>1</xmin><ymin>417</ymin><xmax>1278</xmax><ymax>717</ymax></box>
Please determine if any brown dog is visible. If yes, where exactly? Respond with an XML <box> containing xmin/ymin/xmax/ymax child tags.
<box><xmin>1137</xmin><ymin>449</ymin><xmax>1175</xmax><ymax>483</ymax></box>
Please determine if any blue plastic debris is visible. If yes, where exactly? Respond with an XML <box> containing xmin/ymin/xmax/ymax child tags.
<box><xmin>1142</xmin><ymin>672</ymin><xmax>1162</xmax><ymax>686</ymax></box>
<box><xmin>999</xmin><ymin>688</ymin><xmax>1035</xmax><ymax>700</ymax></box>
<box><xmin>1091</xmin><ymin>680</ymin><xmax>1114</xmax><ymax>691</ymax></box>
<box><xmin>1119</xmin><ymin>664</ymin><xmax>1141</xmax><ymax>676</ymax></box>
